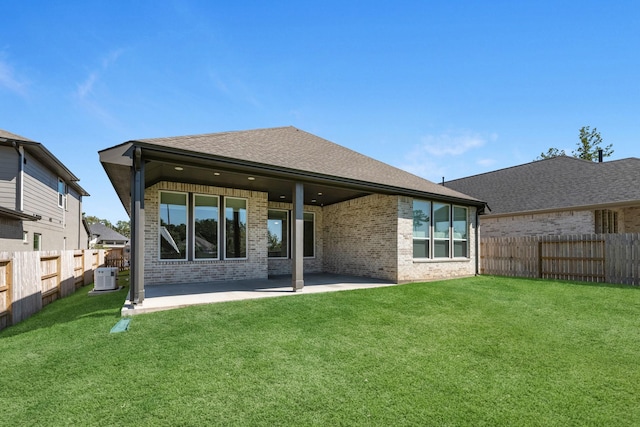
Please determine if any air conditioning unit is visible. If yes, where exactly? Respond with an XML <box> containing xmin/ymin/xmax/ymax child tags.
<box><xmin>94</xmin><ymin>267</ymin><xmax>119</xmax><ymax>291</ymax></box>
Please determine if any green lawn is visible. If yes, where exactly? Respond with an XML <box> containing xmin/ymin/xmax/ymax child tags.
<box><xmin>1</xmin><ymin>276</ymin><xmax>639</xmax><ymax>426</ymax></box>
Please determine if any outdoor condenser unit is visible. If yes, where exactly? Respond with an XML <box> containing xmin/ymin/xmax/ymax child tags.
<box><xmin>94</xmin><ymin>267</ymin><xmax>119</xmax><ymax>291</ymax></box>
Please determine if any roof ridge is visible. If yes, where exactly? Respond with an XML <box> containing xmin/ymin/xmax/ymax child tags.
<box><xmin>136</xmin><ymin>126</ymin><xmax>296</xmax><ymax>142</ymax></box>
<box><xmin>445</xmin><ymin>155</ymin><xmax>594</xmax><ymax>183</ymax></box>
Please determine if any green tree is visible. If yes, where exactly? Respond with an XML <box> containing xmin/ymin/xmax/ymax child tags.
<box><xmin>114</xmin><ymin>220</ymin><xmax>131</xmax><ymax>238</ymax></box>
<box><xmin>573</xmin><ymin>126</ymin><xmax>613</xmax><ymax>161</ymax></box>
<box><xmin>536</xmin><ymin>126</ymin><xmax>613</xmax><ymax>161</ymax></box>
<box><xmin>537</xmin><ymin>147</ymin><xmax>566</xmax><ymax>160</ymax></box>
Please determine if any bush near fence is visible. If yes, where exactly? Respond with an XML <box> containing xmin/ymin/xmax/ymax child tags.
<box><xmin>0</xmin><ymin>249</ymin><xmax>109</xmax><ymax>330</ymax></box>
<box><xmin>481</xmin><ymin>233</ymin><xmax>640</xmax><ymax>286</ymax></box>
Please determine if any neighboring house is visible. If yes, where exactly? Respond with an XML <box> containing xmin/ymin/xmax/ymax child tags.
<box><xmin>0</xmin><ymin>129</ymin><xmax>90</xmax><ymax>251</ymax></box>
<box><xmin>445</xmin><ymin>155</ymin><xmax>640</xmax><ymax>237</ymax></box>
<box><xmin>88</xmin><ymin>222</ymin><xmax>129</xmax><ymax>248</ymax></box>
<box><xmin>99</xmin><ymin>126</ymin><xmax>485</xmax><ymax>304</ymax></box>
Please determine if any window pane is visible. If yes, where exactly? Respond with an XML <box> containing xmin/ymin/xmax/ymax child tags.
<box><xmin>225</xmin><ymin>198</ymin><xmax>247</xmax><ymax>258</ymax></box>
<box><xmin>453</xmin><ymin>206</ymin><xmax>468</xmax><ymax>239</ymax></box>
<box><xmin>304</xmin><ymin>212</ymin><xmax>314</xmax><ymax>257</ymax></box>
<box><xmin>434</xmin><ymin>240</ymin><xmax>450</xmax><ymax>258</ymax></box>
<box><xmin>194</xmin><ymin>195</ymin><xmax>218</xmax><ymax>259</ymax></box>
<box><xmin>433</xmin><ymin>203</ymin><xmax>450</xmax><ymax>239</ymax></box>
<box><xmin>268</xmin><ymin>210</ymin><xmax>288</xmax><ymax>258</ymax></box>
<box><xmin>413</xmin><ymin>239</ymin><xmax>429</xmax><ymax>258</ymax></box>
<box><xmin>454</xmin><ymin>241</ymin><xmax>467</xmax><ymax>258</ymax></box>
<box><xmin>413</xmin><ymin>200</ymin><xmax>430</xmax><ymax>239</ymax></box>
<box><xmin>160</xmin><ymin>192</ymin><xmax>187</xmax><ymax>260</ymax></box>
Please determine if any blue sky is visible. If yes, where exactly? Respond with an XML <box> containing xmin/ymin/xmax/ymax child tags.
<box><xmin>1</xmin><ymin>1</ymin><xmax>638</xmax><ymax>223</ymax></box>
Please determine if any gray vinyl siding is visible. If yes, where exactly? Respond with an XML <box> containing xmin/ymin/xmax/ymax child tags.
<box><xmin>0</xmin><ymin>147</ymin><xmax>18</xmax><ymax>209</ymax></box>
<box><xmin>23</xmin><ymin>153</ymin><xmax>63</xmax><ymax>225</ymax></box>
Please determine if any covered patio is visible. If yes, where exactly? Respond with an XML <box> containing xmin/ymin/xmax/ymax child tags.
<box><xmin>121</xmin><ymin>273</ymin><xmax>397</xmax><ymax>316</ymax></box>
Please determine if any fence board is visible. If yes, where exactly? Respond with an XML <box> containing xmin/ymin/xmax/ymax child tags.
<box><xmin>482</xmin><ymin>233</ymin><xmax>640</xmax><ymax>286</ymax></box>
<box><xmin>0</xmin><ymin>249</ymin><xmax>109</xmax><ymax>331</ymax></box>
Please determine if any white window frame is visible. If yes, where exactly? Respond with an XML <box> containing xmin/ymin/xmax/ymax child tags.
<box><xmin>412</xmin><ymin>200</ymin><xmax>431</xmax><ymax>259</ymax></box>
<box><xmin>23</xmin><ymin>231</ymin><xmax>29</xmax><ymax>244</ymax></box>
<box><xmin>413</xmin><ymin>199</ymin><xmax>470</xmax><ymax>260</ymax></box>
<box><xmin>452</xmin><ymin>205</ymin><xmax>469</xmax><ymax>258</ymax></box>
<box><xmin>224</xmin><ymin>197</ymin><xmax>248</xmax><ymax>260</ymax></box>
<box><xmin>57</xmin><ymin>178</ymin><xmax>67</xmax><ymax>209</ymax></box>
<box><xmin>193</xmin><ymin>194</ymin><xmax>220</xmax><ymax>261</ymax></box>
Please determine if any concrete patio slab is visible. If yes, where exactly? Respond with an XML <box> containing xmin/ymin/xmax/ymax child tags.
<box><xmin>121</xmin><ymin>273</ymin><xmax>397</xmax><ymax>316</ymax></box>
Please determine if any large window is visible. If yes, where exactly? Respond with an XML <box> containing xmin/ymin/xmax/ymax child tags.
<box><xmin>304</xmin><ymin>212</ymin><xmax>315</xmax><ymax>257</ymax></box>
<box><xmin>160</xmin><ymin>192</ymin><xmax>188</xmax><ymax>260</ymax></box>
<box><xmin>413</xmin><ymin>200</ymin><xmax>430</xmax><ymax>258</ymax></box>
<box><xmin>433</xmin><ymin>203</ymin><xmax>450</xmax><ymax>258</ymax></box>
<box><xmin>266</xmin><ymin>210</ymin><xmax>315</xmax><ymax>258</ymax></box>
<box><xmin>412</xmin><ymin>200</ymin><xmax>469</xmax><ymax>259</ymax></box>
<box><xmin>268</xmin><ymin>210</ymin><xmax>288</xmax><ymax>258</ymax></box>
<box><xmin>225</xmin><ymin>197</ymin><xmax>247</xmax><ymax>259</ymax></box>
<box><xmin>194</xmin><ymin>195</ymin><xmax>219</xmax><ymax>259</ymax></box>
<box><xmin>453</xmin><ymin>206</ymin><xmax>468</xmax><ymax>257</ymax></box>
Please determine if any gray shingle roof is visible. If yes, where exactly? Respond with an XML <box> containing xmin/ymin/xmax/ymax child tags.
<box><xmin>135</xmin><ymin>126</ymin><xmax>480</xmax><ymax>203</ymax></box>
<box><xmin>445</xmin><ymin>155</ymin><xmax>640</xmax><ymax>215</ymax></box>
<box><xmin>89</xmin><ymin>222</ymin><xmax>129</xmax><ymax>243</ymax></box>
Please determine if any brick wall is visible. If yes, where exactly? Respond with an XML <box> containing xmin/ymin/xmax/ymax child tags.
<box><xmin>322</xmin><ymin>194</ymin><xmax>398</xmax><ymax>282</ymax></box>
<box><xmin>621</xmin><ymin>207</ymin><xmax>640</xmax><ymax>232</ymax></box>
<box><xmin>396</xmin><ymin>197</ymin><xmax>477</xmax><ymax>283</ymax></box>
<box><xmin>144</xmin><ymin>182</ymin><xmax>268</xmax><ymax>285</ymax></box>
<box><xmin>266</xmin><ymin>202</ymin><xmax>323</xmax><ymax>276</ymax></box>
<box><xmin>481</xmin><ymin>210</ymin><xmax>594</xmax><ymax>237</ymax></box>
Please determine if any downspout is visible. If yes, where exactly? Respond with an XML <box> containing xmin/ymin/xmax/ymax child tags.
<box><xmin>12</xmin><ymin>142</ymin><xmax>25</xmax><ymax>212</ymax></box>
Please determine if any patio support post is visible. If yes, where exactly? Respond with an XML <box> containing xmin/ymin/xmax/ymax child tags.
<box><xmin>292</xmin><ymin>182</ymin><xmax>304</xmax><ymax>291</ymax></box>
<box><xmin>130</xmin><ymin>147</ymin><xmax>145</xmax><ymax>304</ymax></box>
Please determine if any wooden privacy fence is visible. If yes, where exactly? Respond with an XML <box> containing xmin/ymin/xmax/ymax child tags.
<box><xmin>481</xmin><ymin>233</ymin><xmax>640</xmax><ymax>285</ymax></box>
<box><xmin>0</xmin><ymin>249</ymin><xmax>107</xmax><ymax>331</ymax></box>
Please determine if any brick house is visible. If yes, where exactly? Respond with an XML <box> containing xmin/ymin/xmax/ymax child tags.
<box><xmin>99</xmin><ymin>126</ymin><xmax>485</xmax><ymax>304</ymax></box>
<box><xmin>0</xmin><ymin>129</ymin><xmax>89</xmax><ymax>251</ymax></box>
<box><xmin>445</xmin><ymin>155</ymin><xmax>640</xmax><ymax>237</ymax></box>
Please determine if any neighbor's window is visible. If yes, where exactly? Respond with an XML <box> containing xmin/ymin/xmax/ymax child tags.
<box><xmin>194</xmin><ymin>195</ymin><xmax>219</xmax><ymax>259</ymax></box>
<box><xmin>160</xmin><ymin>191</ymin><xmax>188</xmax><ymax>260</ymax></box>
<box><xmin>433</xmin><ymin>203</ymin><xmax>450</xmax><ymax>258</ymax></box>
<box><xmin>268</xmin><ymin>209</ymin><xmax>288</xmax><ymax>258</ymax></box>
<box><xmin>453</xmin><ymin>206</ymin><xmax>468</xmax><ymax>257</ymax></box>
<box><xmin>413</xmin><ymin>200</ymin><xmax>431</xmax><ymax>258</ymax></box>
<box><xmin>33</xmin><ymin>233</ymin><xmax>41</xmax><ymax>251</ymax></box>
<box><xmin>595</xmin><ymin>209</ymin><xmax>618</xmax><ymax>234</ymax></box>
<box><xmin>57</xmin><ymin>178</ymin><xmax>67</xmax><ymax>209</ymax></box>
<box><xmin>304</xmin><ymin>212</ymin><xmax>315</xmax><ymax>257</ymax></box>
<box><xmin>225</xmin><ymin>197</ymin><xmax>247</xmax><ymax>259</ymax></box>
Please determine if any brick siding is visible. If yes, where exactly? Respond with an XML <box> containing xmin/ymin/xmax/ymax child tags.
<box><xmin>397</xmin><ymin>196</ymin><xmax>477</xmax><ymax>283</ymax></box>
<box><xmin>481</xmin><ymin>210</ymin><xmax>594</xmax><ymax>237</ymax></box>
<box><xmin>323</xmin><ymin>194</ymin><xmax>399</xmax><ymax>282</ymax></box>
<box><xmin>143</xmin><ymin>182</ymin><xmax>268</xmax><ymax>285</ymax></box>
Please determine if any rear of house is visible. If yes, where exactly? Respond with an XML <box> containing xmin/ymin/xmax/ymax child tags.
<box><xmin>100</xmin><ymin>126</ymin><xmax>485</xmax><ymax>304</ymax></box>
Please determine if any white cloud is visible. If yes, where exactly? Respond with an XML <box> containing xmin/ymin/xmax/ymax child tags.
<box><xmin>76</xmin><ymin>72</ymin><xmax>98</xmax><ymax>99</ymax></box>
<box><xmin>0</xmin><ymin>58</ymin><xmax>28</xmax><ymax>96</ymax></box>
<box><xmin>417</xmin><ymin>131</ymin><xmax>486</xmax><ymax>156</ymax></box>
<box><xmin>477</xmin><ymin>158</ymin><xmax>497</xmax><ymax>167</ymax></box>
<box><xmin>396</xmin><ymin>130</ymin><xmax>497</xmax><ymax>182</ymax></box>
